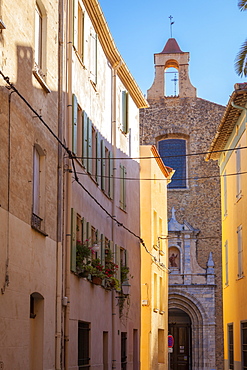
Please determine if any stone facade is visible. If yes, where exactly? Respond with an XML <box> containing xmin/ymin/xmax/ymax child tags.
<box><xmin>140</xmin><ymin>38</ymin><xmax>225</xmax><ymax>369</ymax></box>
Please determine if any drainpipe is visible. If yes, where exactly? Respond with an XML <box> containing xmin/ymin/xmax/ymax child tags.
<box><xmin>111</xmin><ymin>60</ymin><xmax>122</xmax><ymax>370</ymax></box>
<box><xmin>231</xmin><ymin>101</ymin><xmax>247</xmax><ymax>116</ymax></box>
<box><xmin>64</xmin><ymin>0</ymin><xmax>73</xmax><ymax>368</ymax></box>
<box><xmin>55</xmin><ymin>0</ymin><xmax>64</xmax><ymax>368</ymax></box>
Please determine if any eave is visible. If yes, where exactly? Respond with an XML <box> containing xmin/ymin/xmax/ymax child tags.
<box><xmin>151</xmin><ymin>145</ymin><xmax>174</xmax><ymax>179</ymax></box>
<box><xmin>206</xmin><ymin>84</ymin><xmax>247</xmax><ymax>161</ymax></box>
<box><xmin>83</xmin><ymin>0</ymin><xmax>149</xmax><ymax>109</ymax></box>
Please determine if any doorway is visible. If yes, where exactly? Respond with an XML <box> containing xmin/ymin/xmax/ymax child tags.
<box><xmin>168</xmin><ymin>308</ymin><xmax>192</xmax><ymax>370</ymax></box>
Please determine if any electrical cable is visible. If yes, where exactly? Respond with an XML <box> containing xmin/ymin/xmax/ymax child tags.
<box><xmin>0</xmin><ymin>71</ymin><xmax>169</xmax><ymax>271</ymax></box>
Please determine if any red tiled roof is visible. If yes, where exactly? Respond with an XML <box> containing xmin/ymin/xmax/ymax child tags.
<box><xmin>160</xmin><ymin>38</ymin><xmax>184</xmax><ymax>54</ymax></box>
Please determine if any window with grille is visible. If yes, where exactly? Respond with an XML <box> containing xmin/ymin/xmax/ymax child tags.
<box><xmin>158</xmin><ymin>139</ymin><xmax>186</xmax><ymax>189</ymax></box>
<box><xmin>78</xmin><ymin>321</ymin><xmax>90</xmax><ymax>370</ymax></box>
<box><xmin>228</xmin><ymin>323</ymin><xmax>234</xmax><ymax>369</ymax></box>
<box><xmin>242</xmin><ymin>322</ymin><xmax>247</xmax><ymax>369</ymax></box>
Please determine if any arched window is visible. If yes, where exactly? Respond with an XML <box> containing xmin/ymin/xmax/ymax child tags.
<box><xmin>158</xmin><ymin>138</ymin><xmax>187</xmax><ymax>189</ymax></box>
<box><xmin>164</xmin><ymin>67</ymin><xmax>179</xmax><ymax>97</ymax></box>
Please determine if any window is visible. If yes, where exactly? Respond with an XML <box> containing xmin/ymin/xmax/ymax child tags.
<box><xmin>224</xmin><ymin>240</ymin><xmax>229</xmax><ymax>286</ymax></box>
<box><xmin>103</xmin><ymin>332</ymin><xmax>108</xmax><ymax>370</ymax></box>
<box><xmin>78</xmin><ymin>322</ymin><xmax>90</xmax><ymax>370</ymax></box>
<box><xmin>153</xmin><ymin>210</ymin><xmax>157</xmax><ymax>247</ymax></box>
<box><xmin>35</xmin><ymin>3</ymin><xmax>42</xmax><ymax>68</ymax></box>
<box><xmin>90</xmin><ymin>30</ymin><xmax>97</xmax><ymax>84</ymax></box>
<box><xmin>237</xmin><ymin>225</ymin><xmax>243</xmax><ymax>278</ymax></box>
<box><xmin>73</xmin><ymin>0</ymin><xmax>84</xmax><ymax>62</ymax></box>
<box><xmin>121</xmin><ymin>91</ymin><xmax>129</xmax><ymax>134</ymax></box>
<box><xmin>34</xmin><ymin>1</ymin><xmax>49</xmax><ymax>90</ymax></box>
<box><xmin>159</xmin><ymin>276</ymin><xmax>163</xmax><ymax>312</ymax></box>
<box><xmin>242</xmin><ymin>322</ymin><xmax>247</xmax><ymax>369</ymax></box>
<box><xmin>228</xmin><ymin>323</ymin><xmax>234</xmax><ymax>369</ymax></box>
<box><xmin>236</xmin><ymin>146</ymin><xmax>242</xmax><ymax>200</ymax></box>
<box><xmin>120</xmin><ymin>164</ymin><xmax>127</xmax><ymax>210</ymax></box>
<box><xmin>165</xmin><ymin>67</ymin><xmax>179</xmax><ymax>96</ymax></box>
<box><xmin>159</xmin><ymin>217</ymin><xmax>163</xmax><ymax>251</ymax></box>
<box><xmin>158</xmin><ymin>138</ymin><xmax>186</xmax><ymax>189</ymax></box>
<box><xmin>32</xmin><ymin>144</ymin><xmax>46</xmax><ymax>233</ymax></box>
<box><xmin>223</xmin><ymin>170</ymin><xmax>228</xmax><ymax>217</ymax></box>
<box><xmin>158</xmin><ymin>329</ymin><xmax>165</xmax><ymax>363</ymax></box>
<box><xmin>153</xmin><ymin>273</ymin><xmax>158</xmax><ymax>310</ymax></box>
<box><xmin>121</xmin><ymin>332</ymin><xmax>127</xmax><ymax>370</ymax></box>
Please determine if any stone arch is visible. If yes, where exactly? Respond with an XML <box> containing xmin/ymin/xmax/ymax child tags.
<box><xmin>169</xmin><ymin>289</ymin><xmax>215</xmax><ymax>370</ymax></box>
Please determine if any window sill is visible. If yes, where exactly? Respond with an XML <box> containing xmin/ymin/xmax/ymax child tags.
<box><xmin>168</xmin><ymin>187</ymin><xmax>189</xmax><ymax>192</ymax></box>
<box><xmin>73</xmin><ymin>47</ymin><xmax>86</xmax><ymax>69</ymax></box>
<box><xmin>31</xmin><ymin>213</ymin><xmax>48</xmax><ymax>237</ymax></box>
<box><xmin>33</xmin><ymin>67</ymin><xmax>51</xmax><ymax>93</ymax></box>
<box><xmin>236</xmin><ymin>192</ymin><xmax>243</xmax><ymax>203</ymax></box>
<box><xmin>236</xmin><ymin>274</ymin><xmax>245</xmax><ymax>281</ymax></box>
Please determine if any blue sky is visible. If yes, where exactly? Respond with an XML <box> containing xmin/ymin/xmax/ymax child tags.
<box><xmin>100</xmin><ymin>0</ymin><xmax>246</xmax><ymax>106</ymax></box>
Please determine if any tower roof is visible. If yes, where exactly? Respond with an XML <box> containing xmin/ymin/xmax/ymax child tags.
<box><xmin>160</xmin><ymin>38</ymin><xmax>184</xmax><ymax>54</ymax></box>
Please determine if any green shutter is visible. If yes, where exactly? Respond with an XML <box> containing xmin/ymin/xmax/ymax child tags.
<box><xmin>96</xmin><ymin>229</ymin><xmax>101</xmax><ymax>260</ymax></box>
<box><xmin>96</xmin><ymin>132</ymin><xmax>101</xmax><ymax>184</ymax></box>
<box><xmin>115</xmin><ymin>244</ymin><xmax>121</xmax><ymax>282</ymax></box>
<box><xmin>82</xmin><ymin>111</ymin><xmax>88</xmax><ymax>169</ymax></box>
<box><xmin>72</xmin><ymin>94</ymin><xmax>78</xmax><ymax>154</ymax></box>
<box><xmin>82</xmin><ymin>217</ymin><xmax>87</xmax><ymax>243</ymax></box>
<box><xmin>87</xmin><ymin>222</ymin><xmax>91</xmax><ymax>246</ymax></box>
<box><xmin>101</xmin><ymin>139</ymin><xmax>106</xmax><ymax>191</ymax></box>
<box><xmin>120</xmin><ymin>164</ymin><xmax>126</xmax><ymax>210</ymax></box>
<box><xmin>109</xmin><ymin>151</ymin><xmax>113</xmax><ymax>199</ymax></box>
<box><xmin>87</xmin><ymin>118</ymin><xmax>92</xmax><ymax>174</ymax></box>
<box><xmin>101</xmin><ymin>234</ymin><xmax>105</xmax><ymax>267</ymax></box>
<box><xmin>71</xmin><ymin>208</ymin><xmax>77</xmax><ymax>272</ymax></box>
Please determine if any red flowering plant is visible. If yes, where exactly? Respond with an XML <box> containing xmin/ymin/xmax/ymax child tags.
<box><xmin>104</xmin><ymin>248</ymin><xmax>120</xmax><ymax>290</ymax></box>
<box><xmin>91</xmin><ymin>258</ymin><xmax>106</xmax><ymax>279</ymax></box>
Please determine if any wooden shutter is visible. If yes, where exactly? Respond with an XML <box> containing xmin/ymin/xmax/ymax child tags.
<box><xmin>72</xmin><ymin>94</ymin><xmax>78</xmax><ymax>154</ymax></box>
<box><xmin>82</xmin><ymin>110</ymin><xmax>88</xmax><ymax>169</ymax></box>
<box><xmin>101</xmin><ymin>234</ymin><xmax>105</xmax><ymax>267</ymax></box>
<box><xmin>122</xmin><ymin>91</ymin><xmax>129</xmax><ymax>133</ymax></box>
<box><xmin>120</xmin><ymin>164</ymin><xmax>126</xmax><ymax>210</ymax></box>
<box><xmin>87</xmin><ymin>118</ymin><xmax>92</xmax><ymax>174</ymax></box>
<box><xmin>115</xmin><ymin>244</ymin><xmax>121</xmax><ymax>282</ymax></box>
<box><xmin>101</xmin><ymin>139</ymin><xmax>106</xmax><ymax>191</ymax></box>
<box><xmin>96</xmin><ymin>131</ymin><xmax>101</xmax><ymax>184</ymax></box>
<box><xmin>109</xmin><ymin>151</ymin><xmax>113</xmax><ymax>199</ymax></box>
<box><xmin>71</xmin><ymin>208</ymin><xmax>77</xmax><ymax>272</ymax></box>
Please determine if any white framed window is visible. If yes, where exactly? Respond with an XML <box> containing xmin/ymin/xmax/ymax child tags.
<box><xmin>90</xmin><ymin>29</ymin><xmax>97</xmax><ymax>84</ymax></box>
<box><xmin>237</xmin><ymin>225</ymin><xmax>243</xmax><ymax>278</ymax></box>
<box><xmin>73</xmin><ymin>0</ymin><xmax>84</xmax><ymax>62</ymax></box>
<box><xmin>35</xmin><ymin>3</ymin><xmax>42</xmax><ymax>68</ymax></box>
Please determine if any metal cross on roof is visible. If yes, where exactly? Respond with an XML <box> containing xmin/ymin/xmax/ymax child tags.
<box><xmin>169</xmin><ymin>15</ymin><xmax>174</xmax><ymax>38</ymax></box>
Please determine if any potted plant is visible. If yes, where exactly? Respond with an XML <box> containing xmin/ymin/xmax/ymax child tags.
<box><xmin>91</xmin><ymin>258</ymin><xmax>105</xmax><ymax>285</ymax></box>
<box><xmin>76</xmin><ymin>240</ymin><xmax>92</xmax><ymax>277</ymax></box>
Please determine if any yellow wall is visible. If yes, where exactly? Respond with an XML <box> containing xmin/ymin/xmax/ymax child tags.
<box><xmin>140</xmin><ymin>146</ymin><xmax>169</xmax><ymax>370</ymax></box>
<box><xmin>219</xmin><ymin>110</ymin><xmax>247</xmax><ymax>367</ymax></box>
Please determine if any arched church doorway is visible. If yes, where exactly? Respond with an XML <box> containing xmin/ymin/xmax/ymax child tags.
<box><xmin>168</xmin><ymin>308</ymin><xmax>192</xmax><ymax>370</ymax></box>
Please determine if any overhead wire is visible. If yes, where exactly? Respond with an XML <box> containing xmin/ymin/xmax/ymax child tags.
<box><xmin>0</xmin><ymin>71</ymin><xmax>169</xmax><ymax>271</ymax></box>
